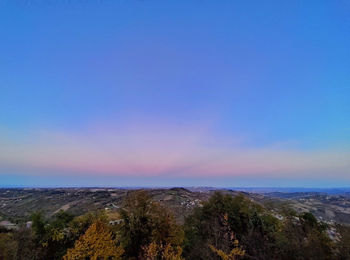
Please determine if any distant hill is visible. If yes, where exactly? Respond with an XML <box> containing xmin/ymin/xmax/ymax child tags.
<box><xmin>1</xmin><ymin>187</ymin><xmax>350</xmax><ymax>225</ymax></box>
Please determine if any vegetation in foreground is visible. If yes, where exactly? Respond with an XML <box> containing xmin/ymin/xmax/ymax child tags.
<box><xmin>0</xmin><ymin>191</ymin><xmax>349</xmax><ymax>260</ymax></box>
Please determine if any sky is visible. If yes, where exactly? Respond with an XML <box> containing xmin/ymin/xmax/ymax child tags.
<box><xmin>0</xmin><ymin>0</ymin><xmax>349</xmax><ymax>187</ymax></box>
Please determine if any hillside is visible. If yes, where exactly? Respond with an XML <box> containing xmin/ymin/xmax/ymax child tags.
<box><xmin>1</xmin><ymin>188</ymin><xmax>350</xmax><ymax>225</ymax></box>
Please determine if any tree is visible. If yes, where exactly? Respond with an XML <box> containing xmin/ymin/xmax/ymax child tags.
<box><xmin>119</xmin><ymin>190</ymin><xmax>184</xmax><ymax>259</ymax></box>
<box><xmin>336</xmin><ymin>224</ymin><xmax>350</xmax><ymax>259</ymax></box>
<box><xmin>275</xmin><ymin>211</ymin><xmax>335</xmax><ymax>260</ymax></box>
<box><xmin>64</xmin><ymin>220</ymin><xmax>124</xmax><ymax>260</ymax></box>
<box><xmin>142</xmin><ymin>242</ymin><xmax>184</xmax><ymax>260</ymax></box>
<box><xmin>209</xmin><ymin>242</ymin><xmax>245</xmax><ymax>260</ymax></box>
<box><xmin>0</xmin><ymin>232</ymin><xmax>17</xmax><ymax>260</ymax></box>
<box><xmin>209</xmin><ymin>214</ymin><xmax>245</xmax><ymax>260</ymax></box>
<box><xmin>31</xmin><ymin>212</ymin><xmax>46</xmax><ymax>243</ymax></box>
<box><xmin>184</xmin><ymin>192</ymin><xmax>277</xmax><ymax>259</ymax></box>
<box><xmin>162</xmin><ymin>243</ymin><xmax>184</xmax><ymax>260</ymax></box>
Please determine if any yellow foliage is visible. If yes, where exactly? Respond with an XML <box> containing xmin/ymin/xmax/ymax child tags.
<box><xmin>142</xmin><ymin>241</ymin><xmax>159</xmax><ymax>260</ymax></box>
<box><xmin>142</xmin><ymin>242</ymin><xmax>184</xmax><ymax>260</ymax></box>
<box><xmin>51</xmin><ymin>227</ymin><xmax>65</xmax><ymax>241</ymax></box>
<box><xmin>162</xmin><ymin>243</ymin><xmax>184</xmax><ymax>260</ymax></box>
<box><xmin>63</xmin><ymin>220</ymin><xmax>124</xmax><ymax>260</ymax></box>
<box><xmin>209</xmin><ymin>242</ymin><xmax>245</xmax><ymax>260</ymax></box>
<box><xmin>209</xmin><ymin>213</ymin><xmax>245</xmax><ymax>260</ymax></box>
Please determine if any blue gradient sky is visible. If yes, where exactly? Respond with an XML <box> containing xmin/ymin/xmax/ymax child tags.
<box><xmin>0</xmin><ymin>0</ymin><xmax>349</xmax><ymax>187</ymax></box>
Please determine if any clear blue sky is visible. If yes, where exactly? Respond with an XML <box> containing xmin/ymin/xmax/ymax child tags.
<box><xmin>0</xmin><ymin>0</ymin><xmax>349</xmax><ymax>187</ymax></box>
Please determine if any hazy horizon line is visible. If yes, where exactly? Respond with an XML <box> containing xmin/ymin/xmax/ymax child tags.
<box><xmin>1</xmin><ymin>185</ymin><xmax>350</xmax><ymax>190</ymax></box>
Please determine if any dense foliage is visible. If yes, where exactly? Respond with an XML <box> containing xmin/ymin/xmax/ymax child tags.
<box><xmin>0</xmin><ymin>191</ymin><xmax>349</xmax><ymax>259</ymax></box>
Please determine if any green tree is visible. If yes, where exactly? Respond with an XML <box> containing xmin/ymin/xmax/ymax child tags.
<box><xmin>209</xmin><ymin>214</ymin><xmax>245</xmax><ymax>260</ymax></box>
<box><xmin>184</xmin><ymin>192</ymin><xmax>278</xmax><ymax>259</ymax></box>
<box><xmin>31</xmin><ymin>211</ymin><xmax>46</xmax><ymax>243</ymax></box>
<box><xmin>0</xmin><ymin>232</ymin><xmax>17</xmax><ymax>260</ymax></box>
<box><xmin>119</xmin><ymin>190</ymin><xmax>184</xmax><ymax>259</ymax></box>
<box><xmin>275</xmin><ymin>211</ymin><xmax>335</xmax><ymax>259</ymax></box>
<box><xmin>336</xmin><ymin>224</ymin><xmax>350</xmax><ymax>259</ymax></box>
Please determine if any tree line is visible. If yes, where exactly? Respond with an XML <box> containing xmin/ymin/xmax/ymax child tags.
<box><xmin>0</xmin><ymin>190</ymin><xmax>349</xmax><ymax>259</ymax></box>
